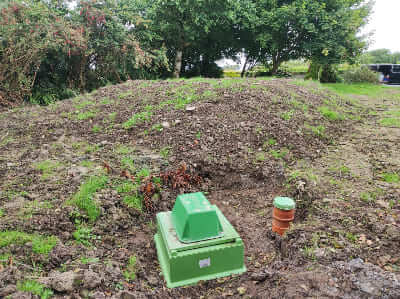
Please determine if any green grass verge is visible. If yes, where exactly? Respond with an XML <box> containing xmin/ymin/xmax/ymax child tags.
<box><xmin>323</xmin><ymin>83</ymin><xmax>388</xmax><ymax>97</ymax></box>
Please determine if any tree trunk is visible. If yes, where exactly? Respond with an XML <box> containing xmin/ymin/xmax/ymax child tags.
<box><xmin>271</xmin><ymin>55</ymin><xmax>280</xmax><ymax>75</ymax></box>
<box><xmin>241</xmin><ymin>55</ymin><xmax>249</xmax><ymax>78</ymax></box>
<box><xmin>173</xmin><ymin>48</ymin><xmax>183</xmax><ymax>78</ymax></box>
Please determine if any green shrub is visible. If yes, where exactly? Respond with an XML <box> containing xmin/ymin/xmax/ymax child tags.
<box><xmin>342</xmin><ymin>66</ymin><xmax>379</xmax><ymax>84</ymax></box>
<box><xmin>320</xmin><ymin>64</ymin><xmax>340</xmax><ymax>83</ymax></box>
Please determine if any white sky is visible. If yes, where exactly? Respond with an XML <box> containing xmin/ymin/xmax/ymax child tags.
<box><xmin>364</xmin><ymin>0</ymin><xmax>400</xmax><ymax>52</ymax></box>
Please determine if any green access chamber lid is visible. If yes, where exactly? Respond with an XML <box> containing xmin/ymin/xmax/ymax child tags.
<box><xmin>154</xmin><ymin>192</ymin><xmax>246</xmax><ymax>288</ymax></box>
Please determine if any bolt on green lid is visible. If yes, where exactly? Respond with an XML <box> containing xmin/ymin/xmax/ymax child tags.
<box><xmin>273</xmin><ymin>197</ymin><xmax>295</xmax><ymax>210</ymax></box>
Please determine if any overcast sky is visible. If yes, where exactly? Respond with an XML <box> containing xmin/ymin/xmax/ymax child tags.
<box><xmin>363</xmin><ymin>0</ymin><xmax>400</xmax><ymax>52</ymax></box>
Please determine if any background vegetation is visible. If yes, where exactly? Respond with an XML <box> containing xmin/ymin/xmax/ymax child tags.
<box><xmin>0</xmin><ymin>0</ymin><xmax>374</xmax><ymax>107</ymax></box>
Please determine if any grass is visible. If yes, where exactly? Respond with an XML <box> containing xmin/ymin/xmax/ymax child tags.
<box><xmin>108</xmin><ymin>112</ymin><xmax>117</xmax><ymax>121</ymax></box>
<box><xmin>17</xmin><ymin>280</ymin><xmax>53</xmax><ymax>299</ymax></box>
<box><xmin>270</xmin><ymin>148</ymin><xmax>288</xmax><ymax>159</ymax></box>
<box><xmin>0</xmin><ymin>208</ymin><xmax>4</xmax><ymax>217</ymax></box>
<box><xmin>121</xmin><ymin>156</ymin><xmax>135</xmax><ymax>172</ymax></box>
<box><xmin>0</xmin><ymin>231</ymin><xmax>58</xmax><ymax>255</ymax></box>
<box><xmin>74</xmin><ymin>100</ymin><xmax>94</xmax><ymax>110</ymax></box>
<box><xmin>70</xmin><ymin>175</ymin><xmax>108</xmax><ymax>221</ymax></box>
<box><xmin>136</xmin><ymin>167</ymin><xmax>150</xmax><ymax>182</ymax></box>
<box><xmin>323</xmin><ymin>83</ymin><xmax>387</xmax><ymax>97</ymax></box>
<box><xmin>160</xmin><ymin>146</ymin><xmax>170</xmax><ymax>159</ymax></box>
<box><xmin>123</xmin><ymin>195</ymin><xmax>142</xmax><ymax>211</ymax></box>
<box><xmin>255</xmin><ymin>152</ymin><xmax>266</xmax><ymax>162</ymax></box>
<box><xmin>19</xmin><ymin>200</ymin><xmax>53</xmax><ymax>219</ymax></box>
<box><xmin>281</xmin><ymin>60</ymin><xmax>309</xmax><ymax>73</ymax></box>
<box><xmin>264</xmin><ymin>138</ymin><xmax>277</xmax><ymax>147</ymax></box>
<box><xmin>123</xmin><ymin>255</ymin><xmax>137</xmax><ymax>281</ymax></box>
<box><xmin>73</xmin><ymin>225</ymin><xmax>97</xmax><ymax>247</ymax></box>
<box><xmin>80</xmin><ymin>160</ymin><xmax>95</xmax><ymax>168</ymax></box>
<box><xmin>92</xmin><ymin>125</ymin><xmax>102</xmax><ymax>133</ymax></box>
<box><xmin>318</xmin><ymin>106</ymin><xmax>345</xmax><ymax>121</ymax></box>
<box><xmin>71</xmin><ymin>141</ymin><xmax>99</xmax><ymax>154</ymax></box>
<box><xmin>174</xmin><ymin>94</ymin><xmax>198</xmax><ymax>109</ymax></box>
<box><xmin>307</xmin><ymin>125</ymin><xmax>326</xmax><ymax>137</ymax></box>
<box><xmin>34</xmin><ymin>160</ymin><xmax>61</xmax><ymax>180</ymax></box>
<box><xmin>329</xmin><ymin>164</ymin><xmax>351</xmax><ymax>176</ymax></box>
<box><xmin>76</xmin><ymin>110</ymin><xmax>97</xmax><ymax>120</ymax></box>
<box><xmin>81</xmin><ymin>257</ymin><xmax>100</xmax><ymax>264</ymax></box>
<box><xmin>360</xmin><ymin>191</ymin><xmax>374</xmax><ymax>203</ymax></box>
<box><xmin>122</xmin><ymin>111</ymin><xmax>152</xmax><ymax>129</ymax></box>
<box><xmin>152</xmin><ymin>123</ymin><xmax>163</xmax><ymax>131</ymax></box>
<box><xmin>115</xmin><ymin>181</ymin><xmax>138</xmax><ymax>194</ymax></box>
<box><xmin>280</xmin><ymin>110</ymin><xmax>294</xmax><ymax>121</ymax></box>
<box><xmin>379</xmin><ymin>117</ymin><xmax>400</xmax><ymax>127</ymax></box>
<box><xmin>380</xmin><ymin>172</ymin><xmax>399</xmax><ymax>183</ymax></box>
<box><xmin>115</xmin><ymin>144</ymin><xmax>135</xmax><ymax>155</ymax></box>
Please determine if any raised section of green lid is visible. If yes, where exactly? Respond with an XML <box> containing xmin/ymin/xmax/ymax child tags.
<box><xmin>171</xmin><ymin>192</ymin><xmax>223</xmax><ymax>243</ymax></box>
<box><xmin>273</xmin><ymin>197</ymin><xmax>295</xmax><ymax>210</ymax></box>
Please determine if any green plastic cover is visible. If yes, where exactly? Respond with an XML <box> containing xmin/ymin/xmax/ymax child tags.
<box><xmin>273</xmin><ymin>197</ymin><xmax>296</xmax><ymax>210</ymax></box>
<box><xmin>172</xmin><ymin>192</ymin><xmax>223</xmax><ymax>243</ymax></box>
<box><xmin>155</xmin><ymin>206</ymin><xmax>246</xmax><ymax>288</ymax></box>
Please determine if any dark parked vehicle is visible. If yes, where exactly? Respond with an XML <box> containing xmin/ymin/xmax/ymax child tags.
<box><xmin>368</xmin><ymin>64</ymin><xmax>400</xmax><ymax>84</ymax></box>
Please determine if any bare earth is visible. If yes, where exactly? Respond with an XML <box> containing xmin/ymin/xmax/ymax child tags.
<box><xmin>0</xmin><ymin>78</ymin><xmax>399</xmax><ymax>298</ymax></box>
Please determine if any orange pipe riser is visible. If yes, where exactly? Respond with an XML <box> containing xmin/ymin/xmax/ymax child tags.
<box><xmin>272</xmin><ymin>207</ymin><xmax>295</xmax><ymax>236</ymax></box>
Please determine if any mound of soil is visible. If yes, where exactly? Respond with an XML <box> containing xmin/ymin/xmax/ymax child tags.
<box><xmin>1</xmin><ymin>78</ymin><xmax>398</xmax><ymax>298</ymax></box>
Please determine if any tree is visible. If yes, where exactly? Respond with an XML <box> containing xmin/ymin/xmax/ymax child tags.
<box><xmin>0</xmin><ymin>0</ymin><xmax>167</xmax><ymax>106</ymax></box>
<box><xmin>303</xmin><ymin>0</ymin><xmax>371</xmax><ymax>81</ymax></box>
<box><xmin>144</xmin><ymin>0</ymin><xmax>235</xmax><ymax>78</ymax></box>
<box><xmin>360</xmin><ymin>49</ymin><xmax>400</xmax><ymax>64</ymax></box>
<box><xmin>238</xmin><ymin>0</ymin><xmax>371</xmax><ymax>77</ymax></box>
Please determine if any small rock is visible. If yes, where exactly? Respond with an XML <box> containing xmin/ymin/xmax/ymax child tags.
<box><xmin>68</xmin><ymin>166</ymin><xmax>89</xmax><ymax>177</ymax></box>
<box><xmin>359</xmin><ymin>282</ymin><xmax>378</xmax><ymax>296</ymax></box>
<box><xmin>26</xmin><ymin>193</ymin><xmax>40</xmax><ymax>200</ymax></box>
<box><xmin>175</xmin><ymin>119</ymin><xmax>181</xmax><ymax>125</ymax></box>
<box><xmin>146</xmin><ymin>275</ymin><xmax>158</xmax><ymax>286</ymax></box>
<box><xmin>314</xmin><ymin>247</ymin><xmax>326</xmax><ymax>258</ymax></box>
<box><xmin>83</xmin><ymin>270</ymin><xmax>102</xmax><ymax>289</ymax></box>
<box><xmin>161</xmin><ymin>121</ymin><xmax>170</xmax><ymax>128</ymax></box>
<box><xmin>377</xmin><ymin>200</ymin><xmax>389</xmax><ymax>209</ymax></box>
<box><xmin>186</xmin><ymin>106</ymin><xmax>196</xmax><ymax>112</ymax></box>
<box><xmin>237</xmin><ymin>287</ymin><xmax>246</xmax><ymax>295</ymax></box>
<box><xmin>80</xmin><ymin>289</ymin><xmax>90</xmax><ymax>298</ymax></box>
<box><xmin>39</xmin><ymin>271</ymin><xmax>82</xmax><ymax>292</ymax></box>
<box><xmin>115</xmin><ymin>291</ymin><xmax>147</xmax><ymax>299</ymax></box>
<box><xmin>90</xmin><ymin>291</ymin><xmax>106</xmax><ymax>299</ymax></box>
